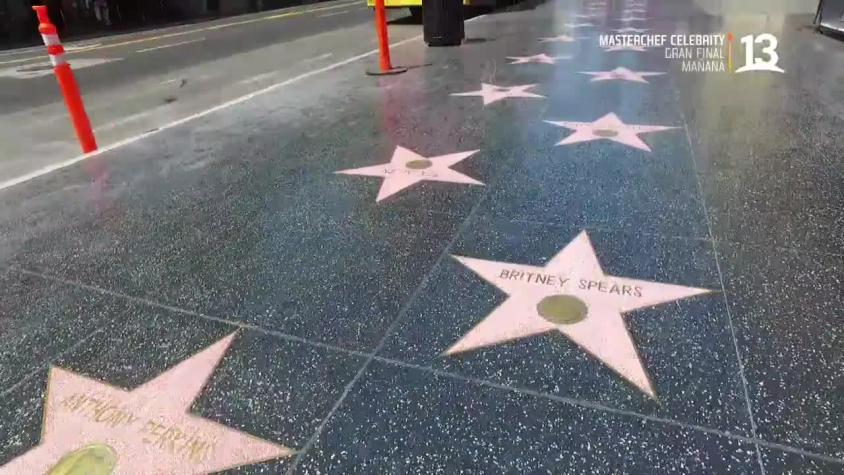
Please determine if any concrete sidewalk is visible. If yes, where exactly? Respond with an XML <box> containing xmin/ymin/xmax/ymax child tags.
<box><xmin>0</xmin><ymin>0</ymin><xmax>841</xmax><ymax>472</ymax></box>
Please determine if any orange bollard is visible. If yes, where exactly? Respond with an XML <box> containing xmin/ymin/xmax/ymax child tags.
<box><xmin>33</xmin><ymin>5</ymin><xmax>97</xmax><ymax>153</ymax></box>
<box><xmin>366</xmin><ymin>0</ymin><xmax>407</xmax><ymax>76</ymax></box>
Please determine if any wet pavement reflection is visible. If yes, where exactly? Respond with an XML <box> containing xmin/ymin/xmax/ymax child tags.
<box><xmin>0</xmin><ymin>0</ymin><xmax>841</xmax><ymax>472</ymax></box>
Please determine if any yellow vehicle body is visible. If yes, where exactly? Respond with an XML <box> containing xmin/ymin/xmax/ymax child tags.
<box><xmin>366</xmin><ymin>0</ymin><xmax>476</xmax><ymax>7</ymax></box>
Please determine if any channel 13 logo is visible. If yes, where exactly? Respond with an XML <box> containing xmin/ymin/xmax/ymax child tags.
<box><xmin>733</xmin><ymin>33</ymin><xmax>785</xmax><ymax>73</ymax></box>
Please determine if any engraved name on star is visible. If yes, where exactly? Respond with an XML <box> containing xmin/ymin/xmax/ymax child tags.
<box><xmin>446</xmin><ymin>231</ymin><xmax>711</xmax><ymax>397</ymax></box>
<box><xmin>336</xmin><ymin>146</ymin><xmax>482</xmax><ymax>202</ymax></box>
<box><xmin>507</xmin><ymin>53</ymin><xmax>569</xmax><ymax>64</ymax></box>
<box><xmin>0</xmin><ymin>334</ymin><xmax>292</xmax><ymax>474</ymax></box>
<box><xmin>451</xmin><ymin>83</ymin><xmax>544</xmax><ymax>105</ymax></box>
<box><xmin>545</xmin><ymin>112</ymin><xmax>678</xmax><ymax>152</ymax></box>
<box><xmin>579</xmin><ymin>66</ymin><xmax>665</xmax><ymax>83</ymax></box>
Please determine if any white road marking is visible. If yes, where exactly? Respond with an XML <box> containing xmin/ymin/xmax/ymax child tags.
<box><xmin>0</xmin><ymin>56</ymin><xmax>43</xmax><ymax>65</ymax></box>
<box><xmin>137</xmin><ymin>38</ymin><xmax>205</xmax><ymax>53</ymax></box>
<box><xmin>0</xmin><ymin>1</ymin><xmax>360</xmax><ymax>66</ymax></box>
<box><xmin>65</xmin><ymin>43</ymin><xmax>102</xmax><ymax>52</ymax></box>
<box><xmin>94</xmin><ymin>110</ymin><xmax>155</xmax><ymax>132</ymax></box>
<box><xmin>0</xmin><ymin>46</ymin><xmax>43</xmax><ymax>57</ymax></box>
<box><xmin>0</xmin><ymin>35</ymin><xmax>422</xmax><ymax>191</ymax></box>
<box><xmin>0</xmin><ymin>13</ymin><xmax>489</xmax><ymax>192</ymax></box>
<box><xmin>0</xmin><ymin>57</ymin><xmax>121</xmax><ymax>79</ymax></box>
<box><xmin>303</xmin><ymin>53</ymin><xmax>334</xmax><ymax>63</ymax></box>
<box><xmin>238</xmin><ymin>71</ymin><xmax>278</xmax><ymax>85</ymax></box>
<box><xmin>317</xmin><ymin>10</ymin><xmax>349</xmax><ymax>18</ymax></box>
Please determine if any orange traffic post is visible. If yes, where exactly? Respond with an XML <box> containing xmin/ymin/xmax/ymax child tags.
<box><xmin>33</xmin><ymin>5</ymin><xmax>97</xmax><ymax>153</ymax></box>
<box><xmin>366</xmin><ymin>0</ymin><xmax>407</xmax><ymax>75</ymax></box>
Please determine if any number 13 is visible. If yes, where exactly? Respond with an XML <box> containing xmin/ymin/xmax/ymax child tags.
<box><xmin>735</xmin><ymin>33</ymin><xmax>785</xmax><ymax>73</ymax></box>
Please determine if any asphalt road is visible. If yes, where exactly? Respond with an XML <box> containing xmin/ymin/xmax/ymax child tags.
<box><xmin>0</xmin><ymin>0</ymin><xmax>418</xmax><ymax>183</ymax></box>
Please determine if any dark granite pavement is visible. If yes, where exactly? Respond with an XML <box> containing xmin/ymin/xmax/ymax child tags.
<box><xmin>0</xmin><ymin>0</ymin><xmax>841</xmax><ymax>473</ymax></box>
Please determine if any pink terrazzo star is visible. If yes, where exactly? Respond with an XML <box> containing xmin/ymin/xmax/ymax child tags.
<box><xmin>538</xmin><ymin>34</ymin><xmax>581</xmax><ymax>42</ymax></box>
<box><xmin>0</xmin><ymin>334</ymin><xmax>292</xmax><ymax>474</ymax></box>
<box><xmin>507</xmin><ymin>53</ymin><xmax>568</xmax><ymax>64</ymax></box>
<box><xmin>579</xmin><ymin>66</ymin><xmax>665</xmax><ymax>83</ymax></box>
<box><xmin>619</xmin><ymin>15</ymin><xmax>649</xmax><ymax>22</ymax></box>
<box><xmin>451</xmin><ymin>83</ymin><xmax>544</xmax><ymax>105</ymax></box>
<box><xmin>613</xmin><ymin>26</ymin><xmax>650</xmax><ymax>32</ymax></box>
<box><xmin>336</xmin><ymin>146</ymin><xmax>482</xmax><ymax>202</ymax></box>
<box><xmin>447</xmin><ymin>231</ymin><xmax>711</xmax><ymax>397</ymax></box>
<box><xmin>545</xmin><ymin>112</ymin><xmax>678</xmax><ymax>152</ymax></box>
<box><xmin>603</xmin><ymin>43</ymin><xmax>650</xmax><ymax>52</ymax></box>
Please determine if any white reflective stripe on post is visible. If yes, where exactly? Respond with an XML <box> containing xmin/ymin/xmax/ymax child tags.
<box><xmin>41</xmin><ymin>34</ymin><xmax>61</xmax><ymax>46</ymax></box>
<box><xmin>49</xmin><ymin>54</ymin><xmax>67</xmax><ymax>67</ymax></box>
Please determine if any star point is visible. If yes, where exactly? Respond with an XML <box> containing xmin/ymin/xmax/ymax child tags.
<box><xmin>1</xmin><ymin>333</ymin><xmax>293</xmax><ymax>474</ymax></box>
<box><xmin>613</xmin><ymin>27</ymin><xmax>650</xmax><ymax>33</ymax></box>
<box><xmin>451</xmin><ymin>83</ymin><xmax>544</xmax><ymax>105</ymax></box>
<box><xmin>619</xmin><ymin>15</ymin><xmax>649</xmax><ymax>22</ymax></box>
<box><xmin>337</xmin><ymin>146</ymin><xmax>483</xmax><ymax>202</ymax></box>
<box><xmin>507</xmin><ymin>53</ymin><xmax>568</xmax><ymax>64</ymax></box>
<box><xmin>602</xmin><ymin>43</ymin><xmax>650</xmax><ymax>52</ymax></box>
<box><xmin>564</xmin><ymin>22</ymin><xmax>594</xmax><ymax>29</ymax></box>
<box><xmin>446</xmin><ymin>232</ymin><xmax>712</xmax><ymax>398</ymax></box>
<box><xmin>579</xmin><ymin>66</ymin><xmax>666</xmax><ymax>83</ymax></box>
<box><xmin>545</xmin><ymin>112</ymin><xmax>679</xmax><ymax>152</ymax></box>
<box><xmin>538</xmin><ymin>34</ymin><xmax>581</xmax><ymax>43</ymax></box>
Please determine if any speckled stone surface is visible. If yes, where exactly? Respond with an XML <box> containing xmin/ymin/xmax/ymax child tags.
<box><xmin>0</xmin><ymin>270</ymin><xmax>126</xmax><ymax>389</ymax></box>
<box><xmin>716</xmin><ymin>243</ymin><xmax>843</xmax><ymax>459</ymax></box>
<box><xmin>0</xmin><ymin>300</ymin><xmax>363</xmax><ymax>473</ymax></box>
<box><xmin>0</xmin><ymin>0</ymin><xmax>841</xmax><ymax>472</ymax></box>
<box><xmin>296</xmin><ymin>362</ymin><xmax>759</xmax><ymax>473</ymax></box>
<box><xmin>380</xmin><ymin>217</ymin><xmax>751</xmax><ymax>434</ymax></box>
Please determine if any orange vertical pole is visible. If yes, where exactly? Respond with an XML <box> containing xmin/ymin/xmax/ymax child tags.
<box><xmin>33</xmin><ymin>5</ymin><xmax>97</xmax><ymax>153</ymax></box>
<box><xmin>374</xmin><ymin>0</ymin><xmax>393</xmax><ymax>72</ymax></box>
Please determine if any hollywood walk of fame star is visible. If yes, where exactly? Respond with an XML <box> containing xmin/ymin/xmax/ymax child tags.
<box><xmin>451</xmin><ymin>83</ymin><xmax>544</xmax><ymax>105</ymax></box>
<box><xmin>613</xmin><ymin>26</ymin><xmax>650</xmax><ymax>33</ymax></box>
<box><xmin>619</xmin><ymin>15</ymin><xmax>649</xmax><ymax>22</ymax></box>
<box><xmin>0</xmin><ymin>334</ymin><xmax>292</xmax><ymax>474</ymax></box>
<box><xmin>545</xmin><ymin>112</ymin><xmax>678</xmax><ymax>152</ymax></box>
<box><xmin>603</xmin><ymin>43</ymin><xmax>650</xmax><ymax>52</ymax></box>
<box><xmin>446</xmin><ymin>231</ymin><xmax>711</xmax><ymax>397</ymax></box>
<box><xmin>564</xmin><ymin>22</ymin><xmax>594</xmax><ymax>28</ymax></box>
<box><xmin>507</xmin><ymin>53</ymin><xmax>569</xmax><ymax>64</ymax></box>
<box><xmin>336</xmin><ymin>146</ymin><xmax>482</xmax><ymax>202</ymax></box>
<box><xmin>538</xmin><ymin>34</ymin><xmax>581</xmax><ymax>43</ymax></box>
<box><xmin>579</xmin><ymin>66</ymin><xmax>665</xmax><ymax>83</ymax></box>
